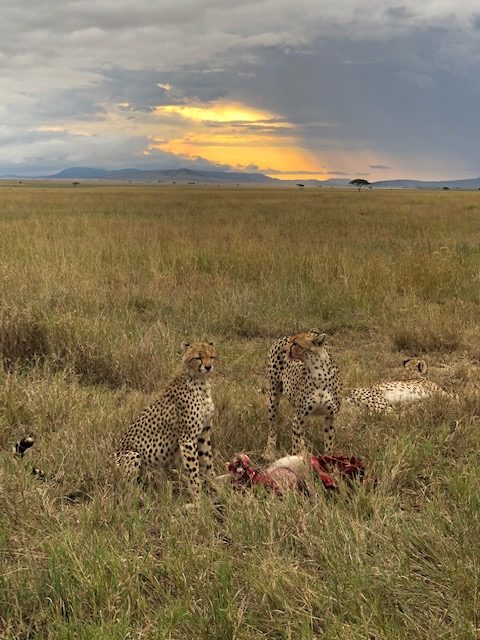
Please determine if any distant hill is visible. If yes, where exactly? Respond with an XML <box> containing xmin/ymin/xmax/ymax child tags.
<box><xmin>50</xmin><ymin>167</ymin><xmax>109</xmax><ymax>179</ymax></box>
<box><xmin>372</xmin><ymin>177</ymin><xmax>480</xmax><ymax>189</ymax></box>
<box><xmin>319</xmin><ymin>178</ymin><xmax>352</xmax><ymax>186</ymax></box>
<box><xmin>47</xmin><ymin>167</ymin><xmax>280</xmax><ymax>184</ymax></box>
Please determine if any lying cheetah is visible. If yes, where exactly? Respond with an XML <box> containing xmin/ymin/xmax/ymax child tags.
<box><xmin>115</xmin><ymin>341</ymin><xmax>217</xmax><ymax>501</ymax></box>
<box><xmin>344</xmin><ymin>358</ymin><xmax>450</xmax><ymax>413</ymax></box>
<box><xmin>264</xmin><ymin>329</ymin><xmax>340</xmax><ymax>459</ymax></box>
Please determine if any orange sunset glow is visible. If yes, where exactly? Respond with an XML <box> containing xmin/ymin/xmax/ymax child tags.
<box><xmin>152</xmin><ymin>100</ymin><xmax>330</xmax><ymax>179</ymax></box>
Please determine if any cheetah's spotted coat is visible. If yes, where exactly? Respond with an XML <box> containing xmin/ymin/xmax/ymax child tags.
<box><xmin>344</xmin><ymin>358</ymin><xmax>450</xmax><ymax>413</ymax></box>
<box><xmin>265</xmin><ymin>330</ymin><xmax>340</xmax><ymax>459</ymax></box>
<box><xmin>115</xmin><ymin>342</ymin><xmax>217</xmax><ymax>501</ymax></box>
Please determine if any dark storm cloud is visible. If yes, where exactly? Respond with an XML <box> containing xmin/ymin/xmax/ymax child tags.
<box><xmin>225</xmin><ymin>29</ymin><xmax>480</xmax><ymax>175</ymax></box>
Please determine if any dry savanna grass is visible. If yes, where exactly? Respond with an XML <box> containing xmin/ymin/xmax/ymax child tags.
<box><xmin>1</xmin><ymin>183</ymin><xmax>480</xmax><ymax>639</ymax></box>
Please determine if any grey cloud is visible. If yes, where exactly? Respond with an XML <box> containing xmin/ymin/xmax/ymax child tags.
<box><xmin>0</xmin><ymin>126</ymin><xmax>233</xmax><ymax>176</ymax></box>
<box><xmin>4</xmin><ymin>1</ymin><xmax>480</xmax><ymax>72</ymax></box>
<box><xmin>6</xmin><ymin>66</ymin><xmax>230</xmax><ymax>125</ymax></box>
<box><xmin>386</xmin><ymin>6</ymin><xmax>416</xmax><ymax>20</ymax></box>
<box><xmin>370</xmin><ymin>165</ymin><xmax>391</xmax><ymax>170</ymax></box>
<box><xmin>342</xmin><ymin>59</ymin><xmax>379</xmax><ymax>65</ymax></box>
<box><xmin>396</xmin><ymin>70</ymin><xmax>435</xmax><ymax>88</ymax></box>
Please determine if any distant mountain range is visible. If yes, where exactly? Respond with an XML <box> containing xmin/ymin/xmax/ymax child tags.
<box><xmin>45</xmin><ymin>166</ymin><xmax>352</xmax><ymax>187</ymax></box>
<box><xmin>2</xmin><ymin>166</ymin><xmax>480</xmax><ymax>189</ymax></box>
<box><xmin>372</xmin><ymin>177</ymin><xmax>480</xmax><ymax>189</ymax></box>
<box><xmin>47</xmin><ymin>166</ymin><xmax>280</xmax><ymax>184</ymax></box>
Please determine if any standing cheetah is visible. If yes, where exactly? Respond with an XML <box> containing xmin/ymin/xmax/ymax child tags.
<box><xmin>264</xmin><ymin>329</ymin><xmax>340</xmax><ymax>459</ymax></box>
<box><xmin>344</xmin><ymin>358</ymin><xmax>450</xmax><ymax>413</ymax></box>
<box><xmin>115</xmin><ymin>342</ymin><xmax>217</xmax><ymax>501</ymax></box>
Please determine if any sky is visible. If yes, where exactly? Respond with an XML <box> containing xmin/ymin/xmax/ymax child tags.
<box><xmin>1</xmin><ymin>0</ymin><xmax>480</xmax><ymax>181</ymax></box>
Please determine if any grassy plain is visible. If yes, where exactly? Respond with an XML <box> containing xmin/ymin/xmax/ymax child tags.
<box><xmin>0</xmin><ymin>183</ymin><xmax>479</xmax><ymax>639</ymax></box>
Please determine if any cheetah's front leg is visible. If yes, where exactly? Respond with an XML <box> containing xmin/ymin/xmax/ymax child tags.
<box><xmin>197</xmin><ymin>425</ymin><xmax>215</xmax><ymax>486</ymax></box>
<box><xmin>264</xmin><ymin>386</ymin><xmax>281</xmax><ymax>460</ymax></box>
<box><xmin>178</xmin><ymin>438</ymin><xmax>201</xmax><ymax>501</ymax></box>
<box><xmin>323</xmin><ymin>415</ymin><xmax>335</xmax><ymax>454</ymax></box>
<box><xmin>291</xmin><ymin>413</ymin><xmax>307</xmax><ymax>456</ymax></box>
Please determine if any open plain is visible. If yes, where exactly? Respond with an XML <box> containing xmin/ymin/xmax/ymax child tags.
<box><xmin>1</xmin><ymin>184</ymin><xmax>479</xmax><ymax>639</ymax></box>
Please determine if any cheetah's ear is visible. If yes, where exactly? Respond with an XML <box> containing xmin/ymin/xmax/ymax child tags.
<box><xmin>181</xmin><ymin>342</ymin><xmax>191</xmax><ymax>352</ymax></box>
<box><xmin>312</xmin><ymin>332</ymin><xmax>326</xmax><ymax>346</ymax></box>
<box><xmin>403</xmin><ymin>358</ymin><xmax>411</xmax><ymax>367</ymax></box>
<box><xmin>208</xmin><ymin>341</ymin><xmax>215</xmax><ymax>347</ymax></box>
<box><xmin>417</xmin><ymin>360</ymin><xmax>427</xmax><ymax>375</ymax></box>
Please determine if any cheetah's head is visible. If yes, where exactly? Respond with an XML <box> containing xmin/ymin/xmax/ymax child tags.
<box><xmin>402</xmin><ymin>358</ymin><xmax>427</xmax><ymax>379</ymax></box>
<box><xmin>181</xmin><ymin>341</ymin><xmax>217</xmax><ymax>377</ymax></box>
<box><xmin>285</xmin><ymin>329</ymin><xmax>327</xmax><ymax>364</ymax></box>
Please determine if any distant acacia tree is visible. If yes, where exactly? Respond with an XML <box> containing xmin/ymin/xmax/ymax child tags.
<box><xmin>350</xmin><ymin>178</ymin><xmax>370</xmax><ymax>191</ymax></box>
<box><xmin>296</xmin><ymin>183</ymin><xmax>305</xmax><ymax>189</ymax></box>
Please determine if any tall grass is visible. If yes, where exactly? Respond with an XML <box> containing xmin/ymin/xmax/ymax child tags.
<box><xmin>1</xmin><ymin>184</ymin><xmax>480</xmax><ymax>638</ymax></box>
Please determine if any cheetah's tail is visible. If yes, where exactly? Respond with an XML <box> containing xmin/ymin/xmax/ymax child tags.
<box><xmin>13</xmin><ymin>436</ymin><xmax>47</xmax><ymax>480</ymax></box>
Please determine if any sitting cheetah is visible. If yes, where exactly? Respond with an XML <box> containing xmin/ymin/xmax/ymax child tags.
<box><xmin>115</xmin><ymin>341</ymin><xmax>217</xmax><ymax>501</ymax></box>
<box><xmin>344</xmin><ymin>358</ymin><xmax>450</xmax><ymax>413</ymax></box>
<box><xmin>264</xmin><ymin>329</ymin><xmax>340</xmax><ymax>459</ymax></box>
